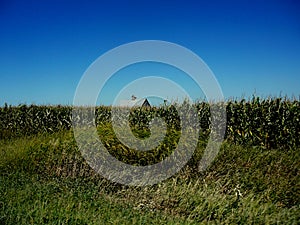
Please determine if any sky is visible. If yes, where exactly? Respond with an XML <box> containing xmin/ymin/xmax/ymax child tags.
<box><xmin>0</xmin><ymin>0</ymin><xmax>299</xmax><ymax>106</ymax></box>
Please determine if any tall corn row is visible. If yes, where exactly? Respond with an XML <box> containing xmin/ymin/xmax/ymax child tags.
<box><xmin>0</xmin><ymin>104</ymin><xmax>72</xmax><ymax>139</ymax></box>
<box><xmin>0</xmin><ymin>97</ymin><xmax>299</xmax><ymax>149</ymax></box>
<box><xmin>226</xmin><ymin>97</ymin><xmax>300</xmax><ymax>149</ymax></box>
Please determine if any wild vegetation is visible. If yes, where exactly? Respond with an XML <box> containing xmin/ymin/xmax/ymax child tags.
<box><xmin>0</xmin><ymin>97</ymin><xmax>299</xmax><ymax>224</ymax></box>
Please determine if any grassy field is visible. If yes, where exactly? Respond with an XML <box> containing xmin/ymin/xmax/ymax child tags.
<box><xmin>0</xmin><ymin>128</ymin><xmax>299</xmax><ymax>224</ymax></box>
<box><xmin>0</xmin><ymin>99</ymin><xmax>299</xmax><ymax>224</ymax></box>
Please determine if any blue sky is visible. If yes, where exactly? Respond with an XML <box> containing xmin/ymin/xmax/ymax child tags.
<box><xmin>0</xmin><ymin>0</ymin><xmax>299</xmax><ymax>106</ymax></box>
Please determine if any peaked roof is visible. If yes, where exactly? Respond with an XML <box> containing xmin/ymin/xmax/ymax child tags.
<box><xmin>141</xmin><ymin>98</ymin><xmax>151</xmax><ymax>107</ymax></box>
<box><xmin>118</xmin><ymin>98</ymin><xmax>151</xmax><ymax>107</ymax></box>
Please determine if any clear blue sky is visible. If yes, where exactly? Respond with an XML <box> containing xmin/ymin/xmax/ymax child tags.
<box><xmin>0</xmin><ymin>0</ymin><xmax>299</xmax><ymax>106</ymax></box>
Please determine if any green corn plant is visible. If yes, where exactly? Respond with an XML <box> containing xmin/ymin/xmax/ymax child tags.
<box><xmin>0</xmin><ymin>97</ymin><xmax>299</xmax><ymax>150</ymax></box>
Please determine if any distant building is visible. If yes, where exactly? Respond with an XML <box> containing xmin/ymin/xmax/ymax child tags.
<box><xmin>119</xmin><ymin>97</ymin><xmax>151</xmax><ymax>108</ymax></box>
<box><xmin>141</xmin><ymin>98</ymin><xmax>151</xmax><ymax>107</ymax></box>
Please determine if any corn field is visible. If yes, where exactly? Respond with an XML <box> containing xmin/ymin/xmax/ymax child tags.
<box><xmin>1</xmin><ymin>97</ymin><xmax>299</xmax><ymax>149</ymax></box>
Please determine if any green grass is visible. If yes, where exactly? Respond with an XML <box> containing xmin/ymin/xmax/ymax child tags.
<box><xmin>0</xmin><ymin>130</ymin><xmax>299</xmax><ymax>224</ymax></box>
<box><xmin>1</xmin><ymin>173</ymin><xmax>190</xmax><ymax>225</ymax></box>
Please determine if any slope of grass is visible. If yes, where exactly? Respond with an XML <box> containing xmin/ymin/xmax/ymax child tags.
<box><xmin>0</xmin><ymin>130</ymin><xmax>299</xmax><ymax>224</ymax></box>
<box><xmin>0</xmin><ymin>173</ymin><xmax>191</xmax><ymax>225</ymax></box>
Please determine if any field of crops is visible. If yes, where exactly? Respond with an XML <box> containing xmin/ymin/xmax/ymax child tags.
<box><xmin>0</xmin><ymin>97</ymin><xmax>299</xmax><ymax>224</ymax></box>
<box><xmin>1</xmin><ymin>97</ymin><xmax>299</xmax><ymax>149</ymax></box>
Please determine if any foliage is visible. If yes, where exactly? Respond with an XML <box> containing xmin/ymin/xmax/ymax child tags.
<box><xmin>225</xmin><ymin>97</ymin><xmax>300</xmax><ymax>149</ymax></box>
<box><xmin>0</xmin><ymin>97</ymin><xmax>299</xmax><ymax>224</ymax></box>
<box><xmin>1</xmin><ymin>97</ymin><xmax>299</xmax><ymax>149</ymax></box>
<box><xmin>0</xmin><ymin>104</ymin><xmax>72</xmax><ymax>139</ymax></box>
<box><xmin>0</xmin><ymin>131</ymin><xmax>299</xmax><ymax>224</ymax></box>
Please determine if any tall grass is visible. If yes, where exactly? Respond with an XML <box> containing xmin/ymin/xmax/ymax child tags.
<box><xmin>0</xmin><ymin>97</ymin><xmax>299</xmax><ymax>224</ymax></box>
<box><xmin>0</xmin><ymin>130</ymin><xmax>298</xmax><ymax>224</ymax></box>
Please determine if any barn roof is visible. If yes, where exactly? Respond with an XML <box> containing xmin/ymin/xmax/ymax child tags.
<box><xmin>118</xmin><ymin>98</ymin><xmax>151</xmax><ymax>107</ymax></box>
